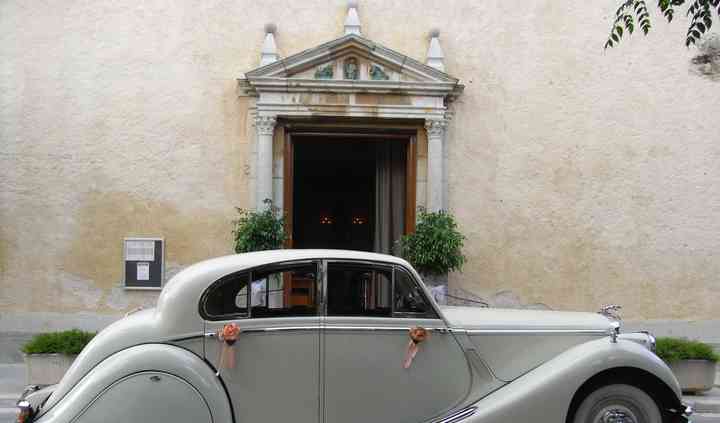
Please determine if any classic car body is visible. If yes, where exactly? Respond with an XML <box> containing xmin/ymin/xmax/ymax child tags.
<box><xmin>17</xmin><ymin>250</ymin><xmax>692</xmax><ymax>423</ymax></box>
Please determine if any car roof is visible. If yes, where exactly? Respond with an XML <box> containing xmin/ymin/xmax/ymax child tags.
<box><xmin>155</xmin><ymin>250</ymin><xmax>415</xmax><ymax>329</ymax></box>
<box><xmin>187</xmin><ymin>249</ymin><xmax>411</xmax><ymax>272</ymax></box>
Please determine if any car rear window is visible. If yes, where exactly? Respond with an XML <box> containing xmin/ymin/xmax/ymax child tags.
<box><xmin>201</xmin><ymin>263</ymin><xmax>319</xmax><ymax>320</ymax></box>
<box><xmin>201</xmin><ymin>272</ymin><xmax>250</xmax><ymax>319</ymax></box>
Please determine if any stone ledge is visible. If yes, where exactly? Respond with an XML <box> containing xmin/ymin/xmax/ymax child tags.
<box><xmin>623</xmin><ymin>320</ymin><xmax>720</xmax><ymax>345</ymax></box>
<box><xmin>0</xmin><ymin>311</ymin><xmax>122</xmax><ymax>334</ymax></box>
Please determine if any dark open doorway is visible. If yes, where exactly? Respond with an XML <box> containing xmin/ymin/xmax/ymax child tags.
<box><xmin>293</xmin><ymin>139</ymin><xmax>376</xmax><ymax>251</ymax></box>
<box><xmin>291</xmin><ymin>135</ymin><xmax>411</xmax><ymax>253</ymax></box>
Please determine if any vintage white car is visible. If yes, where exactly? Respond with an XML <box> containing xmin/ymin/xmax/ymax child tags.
<box><xmin>18</xmin><ymin>250</ymin><xmax>691</xmax><ymax>423</ymax></box>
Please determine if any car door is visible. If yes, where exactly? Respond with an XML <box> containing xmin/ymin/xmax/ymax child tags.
<box><xmin>322</xmin><ymin>261</ymin><xmax>472</xmax><ymax>423</ymax></box>
<box><xmin>202</xmin><ymin>261</ymin><xmax>321</xmax><ymax>423</ymax></box>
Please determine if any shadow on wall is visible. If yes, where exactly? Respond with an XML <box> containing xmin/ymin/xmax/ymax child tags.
<box><xmin>443</xmin><ymin>285</ymin><xmax>551</xmax><ymax>310</ymax></box>
<box><xmin>691</xmin><ymin>34</ymin><xmax>720</xmax><ymax>81</ymax></box>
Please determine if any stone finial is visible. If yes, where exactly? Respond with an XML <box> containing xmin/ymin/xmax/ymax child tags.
<box><xmin>344</xmin><ymin>0</ymin><xmax>361</xmax><ymax>36</ymax></box>
<box><xmin>426</xmin><ymin>28</ymin><xmax>445</xmax><ymax>72</ymax></box>
<box><xmin>260</xmin><ymin>23</ymin><xmax>279</xmax><ymax>66</ymax></box>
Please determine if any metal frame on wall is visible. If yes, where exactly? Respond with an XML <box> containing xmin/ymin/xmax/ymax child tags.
<box><xmin>122</xmin><ymin>237</ymin><xmax>165</xmax><ymax>290</ymax></box>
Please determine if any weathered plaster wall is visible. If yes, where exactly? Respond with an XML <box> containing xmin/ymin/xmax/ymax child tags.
<box><xmin>1</xmin><ymin>0</ymin><xmax>718</xmax><ymax>328</ymax></box>
<box><xmin>440</xmin><ymin>1</ymin><xmax>720</xmax><ymax>320</ymax></box>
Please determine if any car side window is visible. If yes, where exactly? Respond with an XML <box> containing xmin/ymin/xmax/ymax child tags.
<box><xmin>327</xmin><ymin>263</ymin><xmax>392</xmax><ymax>317</ymax></box>
<box><xmin>201</xmin><ymin>272</ymin><xmax>250</xmax><ymax>319</ymax></box>
<box><xmin>394</xmin><ymin>268</ymin><xmax>436</xmax><ymax>318</ymax></box>
<box><xmin>250</xmin><ymin>263</ymin><xmax>318</xmax><ymax>318</ymax></box>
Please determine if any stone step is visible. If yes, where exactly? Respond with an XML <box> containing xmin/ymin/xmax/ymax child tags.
<box><xmin>0</xmin><ymin>400</ymin><xmax>15</xmax><ymax>408</ymax></box>
<box><xmin>691</xmin><ymin>413</ymin><xmax>720</xmax><ymax>423</ymax></box>
<box><xmin>0</xmin><ymin>333</ymin><xmax>32</xmax><ymax>365</ymax></box>
<box><xmin>685</xmin><ymin>388</ymin><xmax>720</xmax><ymax>414</ymax></box>
<box><xmin>0</xmin><ymin>409</ymin><xmax>16</xmax><ymax>423</ymax></box>
<box><xmin>0</xmin><ymin>398</ymin><xmax>20</xmax><ymax>423</ymax></box>
<box><xmin>0</xmin><ymin>399</ymin><xmax>15</xmax><ymax>420</ymax></box>
<box><xmin>0</xmin><ymin>363</ymin><xmax>25</xmax><ymax>399</ymax></box>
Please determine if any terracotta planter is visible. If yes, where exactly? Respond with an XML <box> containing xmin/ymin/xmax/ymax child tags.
<box><xmin>669</xmin><ymin>359</ymin><xmax>717</xmax><ymax>393</ymax></box>
<box><xmin>24</xmin><ymin>353</ymin><xmax>77</xmax><ymax>385</ymax></box>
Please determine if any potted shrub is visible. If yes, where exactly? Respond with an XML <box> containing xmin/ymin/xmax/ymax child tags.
<box><xmin>22</xmin><ymin>329</ymin><xmax>95</xmax><ymax>385</ymax></box>
<box><xmin>233</xmin><ymin>199</ymin><xmax>285</xmax><ymax>253</ymax></box>
<box><xmin>655</xmin><ymin>337</ymin><xmax>719</xmax><ymax>393</ymax></box>
<box><xmin>399</xmin><ymin>208</ymin><xmax>466</xmax><ymax>303</ymax></box>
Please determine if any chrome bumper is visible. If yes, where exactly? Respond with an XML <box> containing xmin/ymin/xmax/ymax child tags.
<box><xmin>674</xmin><ymin>403</ymin><xmax>694</xmax><ymax>423</ymax></box>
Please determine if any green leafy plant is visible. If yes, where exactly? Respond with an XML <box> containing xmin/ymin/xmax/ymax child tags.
<box><xmin>22</xmin><ymin>329</ymin><xmax>96</xmax><ymax>355</ymax></box>
<box><xmin>606</xmin><ymin>0</ymin><xmax>720</xmax><ymax>48</ymax></box>
<box><xmin>655</xmin><ymin>337</ymin><xmax>720</xmax><ymax>363</ymax></box>
<box><xmin>232</xmin><ymin>199</ymin><xmax>285</xmax><ymax>253</ymax></box>
<box><xmin>399</xmin><ymin>208</ymin><xmax>466</xmax><ymax>276</ymax></box>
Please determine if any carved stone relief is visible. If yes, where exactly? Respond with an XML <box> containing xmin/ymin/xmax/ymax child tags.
<box><xmin>314</xmin><ymin>63</ymin><xmax>334</xmax><ymax>79</ymax></box>
<box><xmin>369</xmin><ymin>64</ymin><xmax>389</xmax><ymax>80</ymax></box>
<box><xmin>343</xmin><ymin>57</ymin><xmax>359</xmax><ymax>80</ymax></box>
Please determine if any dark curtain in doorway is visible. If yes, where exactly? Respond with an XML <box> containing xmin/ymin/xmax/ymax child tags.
<box><xmin>374</xmin><ymin>142</ymin><xmax>406</xmax><ymax>255</ymax></box>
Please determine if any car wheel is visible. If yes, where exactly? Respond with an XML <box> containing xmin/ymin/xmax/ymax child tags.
<box><xmin>572</xmin><ymin>384</ymin><xmax>662</xmax><ymax>423</ymax></box>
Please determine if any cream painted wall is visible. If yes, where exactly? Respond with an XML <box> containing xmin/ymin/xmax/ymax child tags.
<box><xmin>0</xmin><ymin>0</ymin><xmax>718</xmax><ymax>326</ymax></box>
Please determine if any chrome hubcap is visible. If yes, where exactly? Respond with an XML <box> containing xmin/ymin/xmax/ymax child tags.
<box><xmin>595</xmin><ymin>405</ymin><xmax>637</xmax><ymax>423</ymax></box>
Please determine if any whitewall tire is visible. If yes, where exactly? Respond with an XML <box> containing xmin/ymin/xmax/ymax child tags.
<box><xmin>572</xmin><ymin>384</ymin><xmax>662</xmax><ymax>423</ymax></box>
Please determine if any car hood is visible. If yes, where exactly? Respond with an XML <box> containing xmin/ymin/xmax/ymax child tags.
<box><xmin>440</xmin><ymin>306</ymin><xmax>614</xmax><ymax>332</ymax></box>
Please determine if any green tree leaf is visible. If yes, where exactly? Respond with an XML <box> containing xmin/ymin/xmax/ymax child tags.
<box><xmin>606</xmin><ymin>0</ymin><xmax>718</xmax><ymax>48</ymax></box>
<box><xmin>232</xmin><ymin>199</ymin><xmax>285</xmax><ymax>253</ymax></box>
<box><xmin>399</xmin><ymin>208</ymin><xmax>466</xmax><ymax>275</ymax></box>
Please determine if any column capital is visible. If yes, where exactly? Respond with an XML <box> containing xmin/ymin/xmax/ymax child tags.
<box><xmin>254</xmin><ymin>115</ymin><xmax>277</xmax><ymax>135</ymax></box>
<box><xmin>424</xmin><ymin>118</ymin><xmax>447</xmax><ymax>138</ymax></box>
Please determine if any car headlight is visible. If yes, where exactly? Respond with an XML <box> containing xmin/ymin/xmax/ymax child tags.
<box><xmin>645</xmin><ymin>331</ymin><xmax>657</xmax><ymax>352</ymax></box>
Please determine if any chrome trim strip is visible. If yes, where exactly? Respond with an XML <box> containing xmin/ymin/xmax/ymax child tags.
<box><xmin>323</xmin><ymin>326</ymin><xmax>447</xmax><ymax>333</ymax></box>
<box><xmin>432</xmin><ymin>406</ymin><xmax>477</xmax><ymax>423</ymax></box>
<box><xmin>464</xmin><ymin>329</ymin><xmax>610</xmax><ymax>335</ymax></box>
<box><xmin>163</xmin><ymin>332</ymin><xmax>207</xmax><ymax>342</ymax></box>
<box><xmin>202</xmin><ymin>326</ymin><xmax>451</xmax><ymax>335</ymax></box>
<box><xmin>245</xmin><ymin>326</ymin><xmax>323</xmax><ymax>333</ymax></box>
<box><xmin>197</xmin><ymin>327</ymin><xmax>607</xmax><ymax>337</ymax></box>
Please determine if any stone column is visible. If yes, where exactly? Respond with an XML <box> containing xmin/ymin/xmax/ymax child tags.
<box><xmin>255</xmin><ymin>115</ymin><xmax>277</xmax><ymax>210</ymax></box>
<box><xmin>425</xmin><ymin>118</ymin><xmax>447</xmax><ymax>212</ymax></box>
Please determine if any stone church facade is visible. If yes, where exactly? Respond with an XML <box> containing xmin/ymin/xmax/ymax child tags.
<box><xmin>1</xmin><ymin>1</ymin><xmax>718</xmax><ymax>332</ymax></box>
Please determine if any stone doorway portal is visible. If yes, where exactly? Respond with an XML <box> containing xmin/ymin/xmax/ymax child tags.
<box><xmin>240</xmin><ymin>25</ymin><xmax>463</xmax><ymax>242</ymax></box>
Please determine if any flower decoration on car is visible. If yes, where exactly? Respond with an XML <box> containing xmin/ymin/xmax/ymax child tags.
<box><xmin>403</xmin><ymin>327</ymin><xmax>429</xmax><ymax>369</ymax></box>
<box><xmin>216</xmin><ymin>323</ymin><xmax>241</xmax><ymax>375</ymax></box>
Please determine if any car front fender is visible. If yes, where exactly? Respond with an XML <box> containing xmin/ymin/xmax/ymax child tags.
<box><xmin>33</xmin><ymin>344</ymin><xmax>232</xmax><ymax>423</ymax></box>
<box><xmin>461</xmin><ymin>337</ymin><xmax>681</xmax><ymax>423</ymax></box>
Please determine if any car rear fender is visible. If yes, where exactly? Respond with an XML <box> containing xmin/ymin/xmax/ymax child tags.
<box><xmin>33</xmin><ymin>344</ymin><xmax>232</xmax><ymax>423</ymax></box>
<box><xmin>458</xmin><ymin>337</ymin><xmax>681</xmax><ymax>423</ymax></box>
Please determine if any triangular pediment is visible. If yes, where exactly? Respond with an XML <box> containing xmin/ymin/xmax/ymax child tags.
<box><xmin>243</xmin><ymin>34</ymin><xmax>461</xmax><ymax>95</ymax></box>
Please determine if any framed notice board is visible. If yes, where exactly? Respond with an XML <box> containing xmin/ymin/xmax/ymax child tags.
<box><xmin>123</xmin><ymin>238</ymin><xmax>164</xmax><ymax>289</ymax></box>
